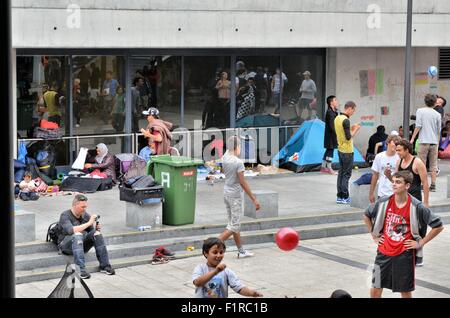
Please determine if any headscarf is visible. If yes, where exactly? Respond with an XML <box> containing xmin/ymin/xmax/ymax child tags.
<box><xmin>95</xmin><ymin>143</ymin><xmax>108</xmax><ymax>164</ymax></box>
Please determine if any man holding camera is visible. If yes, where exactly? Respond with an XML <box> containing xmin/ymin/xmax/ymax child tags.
<box><xmin>58</xmin><ymin>194</ymin><xmax>115</xmax><ymax>279</ymax></box>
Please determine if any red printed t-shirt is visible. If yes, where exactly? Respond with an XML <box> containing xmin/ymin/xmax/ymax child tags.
<box><xmin>378</xmin><ymin>196</ymin><xmax>413</xmax><ymax>256</ymax></box>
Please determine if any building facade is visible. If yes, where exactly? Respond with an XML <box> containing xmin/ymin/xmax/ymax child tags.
<box><xmin>12</xmin><ymin>0</ymin><xmax>450</xmax><ymax>162</ymax></box>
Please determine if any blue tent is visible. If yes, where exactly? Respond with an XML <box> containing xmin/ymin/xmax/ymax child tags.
<box><xmin>272</xmin><ymin>119</ymin><xmax>367</xmax><ymax>172</ymax></box>
<box><xmin>236</xmin><ymin>114</ymin><xmax>281</xmax><ymax>127</ymax></box>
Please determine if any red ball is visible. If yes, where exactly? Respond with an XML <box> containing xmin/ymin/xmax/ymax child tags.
<box><xmin>275</xmin><ymin>228</ymin><xmax>299</xmax><ymax>251</ymax></box>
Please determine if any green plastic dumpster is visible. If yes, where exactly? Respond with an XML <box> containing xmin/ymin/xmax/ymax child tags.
<box><xmin>148</xmin><ymin>155</ymin><xmax>203</xmax><ymax>225</ymax></box>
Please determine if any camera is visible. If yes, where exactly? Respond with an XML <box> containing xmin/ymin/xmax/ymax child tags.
<box><xmin>95</xmin><ymin>215</ymin><xmax>100</xmax><ymax>225</ymax></box>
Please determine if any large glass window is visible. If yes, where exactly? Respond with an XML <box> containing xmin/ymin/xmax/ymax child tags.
<box><xmin>281</xmin><ymin>54</ymin><xmax>325</xmax><ymax>123</ymax></box>
<box><xmin>72</xmin><ymin>56</ymin><xmax>125</xmax><ymax>135</ymax></box>
<box><xmin>234</xmin><ymin>56</ymin><xmax>280</xmax><ymax>126</ymax></box>
<box><xmin>17</xmin><ymin>55</ymin><xmax>68</xmax><ymax>138</ymax></box>
<box><xmin>130</xmin><ymin>55</ymin><xmax>181</xmax><ymax>132</ymax></box>
<box><xmin>184</xmin><ymin>56</ymin><xmax>230</xmax><ymax>130</ymax></box>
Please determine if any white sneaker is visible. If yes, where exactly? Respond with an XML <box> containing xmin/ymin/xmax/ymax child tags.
<box><xmin>237</xmin><ymin>250</ymin><xmax>254</xmax><ymax>258</ymax></box>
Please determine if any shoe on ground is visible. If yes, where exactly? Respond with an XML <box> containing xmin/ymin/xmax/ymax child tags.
<box><xmin>80</xmin><ymin>271</ymin><xmax>91</xmax><ymax>279</ymax></box>
<box><xmin>336</xmin><ymin>197</ymin><xmax>343</xmax><ymax>204</ymax></box>
<box><xmin>237</xmin><ymin>250</ymin><xmax>254</xmax><ymax>258</ymax></box>
<box><xmin>415</xmin><ymin>257</ymin><xmax>424</xmax><ymax>267</ymax></box>
<box><xmin>151</xmin><ymin>252</ymin><xmax>170</xmax><ymax>265</ymax></box>
<box><xmin>100</xmin><ymin>265</ymin><xmax>115</xmax><ymax>275</ymax></box>
<box><xmin>320</xmin><ymin>167</ymin><xmax>330</xmax><ymax>174</ymax></box>
<box><xmin>341</xmin><ymin>197</ymin><xmax>351</xmax><ymax>204</ymax></box>
<box><xmin>156</xmin><ymin>247</ymin><xmax>175</xmax><ymax>259</ymax></box>
<box><xmin>429</xmin><ymin>184</ymin><xmax>436</xmax><ymax>192</ymax></box>
<box><xmin>328</xmin><ymin>168</ymin><xmax>337</xmax><ymax>175</ymax></box>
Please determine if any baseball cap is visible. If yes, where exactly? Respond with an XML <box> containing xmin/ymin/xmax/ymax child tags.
<box><xmin>142</xmin><ymin>107</ymin><xmax>159</xmax><ymax>117</ymax></box>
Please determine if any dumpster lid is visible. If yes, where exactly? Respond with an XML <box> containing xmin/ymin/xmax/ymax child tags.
<box><xmin>150</xmin><ymin>155</ymin><xmax>204</xmax><ymax>167</ymax></box>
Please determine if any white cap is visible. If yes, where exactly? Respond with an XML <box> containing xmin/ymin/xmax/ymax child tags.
<box><xmin>390</xmin><ymin>130</ymin><xmax>399</xmax><ymax>136</ymax></box>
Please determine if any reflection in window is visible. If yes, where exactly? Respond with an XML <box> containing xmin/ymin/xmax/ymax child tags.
<box><xmin>72</xmin><ymin>56</ymin><xmax>125</xmax><ymax>135</ymax></box>
<box><xmin>16</xmin><ymin>56</ymin><xmax>68</xmax><ymax>138</ymax></box>
<box><xmin>131</xmin><ymin>56</ymin><xmax>181</xmax><ymax>133</ymax></box>
<box><xmin>184</xmin><ymin>56</ymin><xmax>230</xmax><ymax>130</ymax></box>
<box><xmin>282</xmin><ymin>55</ymin><xmax>324</xmax><ymax>123</ymax></box>
<box><xmin>234</xmin><ymin>57</ymin><xmax>280</xmax><ymax>126</ymax></box>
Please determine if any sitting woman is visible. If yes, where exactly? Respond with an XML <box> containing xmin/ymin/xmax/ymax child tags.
<box><xmin>84</xmin><ymin>143</ymin><xmax>117</xmax><ymax>182</ymax></box>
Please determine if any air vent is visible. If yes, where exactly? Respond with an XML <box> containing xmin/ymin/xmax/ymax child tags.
<box><xmin>438</xmin><ymin>48</ymin><xmax>450</xmax><ymax>79</ymax></box>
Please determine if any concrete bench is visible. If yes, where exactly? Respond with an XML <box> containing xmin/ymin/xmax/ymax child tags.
<box><xmin>15</xmin><ymin>209</ymin><xmax>36</xmax><ymax>243</ymax></box>
<box><xmin>350</xmin><ymin>183</ymin><xmax>377</xmax><ymax>209</ymax></box>
<box><xmin>125</xmin><ymin>199</ymin><xmax>163</xmax><ymax>230</ymax></box>
<box><xmin>447</xmin><ymin>176</ymin><xmax>450</xmax><ymax>198</ymax></box>
<box><xmin>244</xmin><ymin>190</ymin><xmax>278</xmax><ymax>219</ymax></box>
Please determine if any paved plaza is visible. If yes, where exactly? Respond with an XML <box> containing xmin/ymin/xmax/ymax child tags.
<box><xmin>16</xmin><ymin>160</ymin><xmax>450</xmax><ymax>241</ymax></box>
<box><xmin>16</xmin><ymin>230</ymin><xmax>449</xmax><ymax>298</ymax></box>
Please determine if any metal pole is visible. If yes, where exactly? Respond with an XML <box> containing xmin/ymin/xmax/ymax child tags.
<box><xmin>230</xmin><ymin>55</ymin><xmax>236</xmax><ymax>128</ymax></box>
<box><xmin>403</xmin><ymin>0</ymin><xmax>413</xmax><ymax>140</ymax></box>
<box><xmin>279</xmin><ymin>56</ymin><xmax>283</xmax><ymax>126</ymax></box>
<box><xmin>181</xmin><ymin>56</ymin><xmax>185</xmax><ymax>127</ymax></box>
<box><xmin>67</xmin><ymin>56</ymin><xmax>74</xmax><ymax>164</ymax></box>
<box><xmin>0</xmin><ymin>0</ymin><xmax>15</xmax><ymax>298</ymax></box>
<box><xmin>124</xmin><ymin>52</ymin><xmax>132</xmax><ymax>153</ymax></box>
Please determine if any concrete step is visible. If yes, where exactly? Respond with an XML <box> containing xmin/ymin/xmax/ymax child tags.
<box><xmin>16</xmin><ymin>219</ymin><xmax>366</xmax><ymax>283</ymax></box>
<box><xmin>15</xmin><ymin>211</ymin><xmax>450</xmax><ymax>284</ymax></box>
<box><xmin>15</xmin><ymin>210</ymin><xmax>365</xmax><ymax>255</ymax></box>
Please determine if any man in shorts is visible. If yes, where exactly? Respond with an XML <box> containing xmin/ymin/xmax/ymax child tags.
<box><xmin>219</xmin><ymin>136</ymin><xmax>260</xmax><ymax>258</ymax></box>
<box><xmin>410</xmin><ymin>94</ymin><xmax>441</xmax><ymax>192</ymax></box>
<box><xmin>363</xmin><ymin>170</ymin><xmax>443</xmax><ymax>297</ymax></box>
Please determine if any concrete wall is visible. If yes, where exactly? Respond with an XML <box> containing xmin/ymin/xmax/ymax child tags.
<box><xmin>335</xmin><ymin>47</ymin><xmax>450</xmax><ymax>153</ymax></box>
<box><xmin>12</xmin><ymin>0</ymin><xmax>450</xmax><ymax>48</ymax></box>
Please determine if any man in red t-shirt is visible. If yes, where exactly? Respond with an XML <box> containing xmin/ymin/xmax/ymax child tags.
<box><xmin>364</xmin><ymin>170</ymin><xmax>444</xmax><ymax>298</ymax></box>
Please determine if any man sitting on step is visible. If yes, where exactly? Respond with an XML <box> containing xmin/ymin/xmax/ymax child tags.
<box><xmin>58</xmin><ymin>194</ymin><xmax>115</xmax><ymax>279</ymax></box>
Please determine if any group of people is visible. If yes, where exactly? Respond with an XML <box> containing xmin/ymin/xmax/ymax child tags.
<box><xmin>51</xmin><ymin>106</ymin><xmax>174</xmax><ymax>279</ymax></box>
<box><xmin>201</xmin><ymin>61</ymin><xmax>318</xmax><ymax>129</ymax></box>
<box><xmin>321</xmin><ymin>93</ymin><xmax>445</xmax><ymax>298</ymax></box>
<box><xmin>42</xmin><ymin>88</ymin><xmax>446</xmax><ymax>298</ymax></box>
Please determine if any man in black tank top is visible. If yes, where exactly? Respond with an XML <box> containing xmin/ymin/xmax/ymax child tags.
<box><xmin>394</xmin><ymin>139</ymin><xmax>430</xmax><ymax>267</ymax></box>
<box><xmin>394</xmin><ymin>139</ymin><xmax>429</xmax><ymax>207</ymax></box>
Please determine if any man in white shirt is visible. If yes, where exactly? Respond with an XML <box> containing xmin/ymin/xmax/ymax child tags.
<box><xmin>410</xmin><ymin>94</ymin><xmax>441</xmax><ymax>192</ymax></box>
<box><xmin>369</xmin><ymin>134</ymin><xmax>402</xmax><ymax>203</ymax></box>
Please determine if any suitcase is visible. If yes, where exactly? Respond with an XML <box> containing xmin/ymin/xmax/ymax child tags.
<box><xmin>119</xmin><ymin>184</ymin><xmax>164</xmax><ymax>205</ymax></box>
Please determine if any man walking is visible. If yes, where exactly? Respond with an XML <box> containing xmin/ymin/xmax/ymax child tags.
<box><xmin>410</xmin><ymin>94</ymin><xmax>441</xmax><ymax>192</ymax></box>
<box><xmin>369</xmin><ymin>134</ymin><xmax>401</xmax><ymax>203</ymax></box>
<box><xmin>219</xmin><ymin>136</ymin><xmax>260</xmax><ymax>258</ymax></box>
<box><xmin>321</xmin><ymin>95</ymin><xmax>339</xmax><ymax>174</ymax></box>
<box><xmin>297</xmin><ymin>71</ymin><xmax>317</xmax><ymax>120</ymax></box>
<box><xmin>363</xmin><ymin>171</ymin><xmax>443</xmax><ymax>298</ymax></box>
<box><xmin>334</xmin><ymin>101</ymin><xmax>360</xmax><ymax>204</ymax></box>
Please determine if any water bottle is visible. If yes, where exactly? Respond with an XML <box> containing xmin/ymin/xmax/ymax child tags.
<box><xmin>155</xmin><ymin>216</ymin><xmax>161</xmax><ymax>228</ymax></box>
<box><xmin>138</xmin><ymin>225</ymin><xmax>151</xmax><ymax>231</ymax></box>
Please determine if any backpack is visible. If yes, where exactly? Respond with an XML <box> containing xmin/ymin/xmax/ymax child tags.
<box><xmin>46</xmin><ymin>222</ymin><xmax>61</xmax><ymax>245</ymax></box>
<box><xmin>123</xmin><ymin>158</ymin><xmax>147</xmax><ymax>182</ymax></box>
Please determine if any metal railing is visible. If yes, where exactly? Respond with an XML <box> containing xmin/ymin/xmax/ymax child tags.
<box><xmin>18</xmin><ymin>125</ymin><xmax>300</xmax><ymax>164</ymax></box>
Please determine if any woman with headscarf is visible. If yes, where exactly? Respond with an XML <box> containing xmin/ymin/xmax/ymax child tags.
<box><xmin>84</xmin><ymin>143</ymin><xmax>116</xmax><ymax>182</ymax></box>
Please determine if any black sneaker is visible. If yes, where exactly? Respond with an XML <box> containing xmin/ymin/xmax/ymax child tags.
<box><xmin>429</xmin><ymin>184</ymin><xmax>436</xmax><ymax>192</ymax></box>
<box><xmin>80</xmin><ymin>271</ymin><xmax>91</xmax><ymax>279</ymax></box>
<box><xmin>100</xmin><ymin>265</ymin><xmax>115</xmax><ymax>275</ymax></box>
